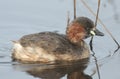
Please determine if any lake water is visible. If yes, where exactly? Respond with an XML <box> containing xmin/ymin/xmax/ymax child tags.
<box><xmin>0</xmin><ymin>0</ymin><xmax>120</xmax><ymax>79</ymax></box>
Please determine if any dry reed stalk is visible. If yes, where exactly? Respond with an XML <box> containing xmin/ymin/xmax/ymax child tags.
<box><xmin>74</xmin><ymin>0</ymin><xmax>76</xmax><ymax>19</ymax></box>
<box><xmin>89</xmin><ymin>0</ymin><xmax>101</xmax><ymax>79</ymax></box>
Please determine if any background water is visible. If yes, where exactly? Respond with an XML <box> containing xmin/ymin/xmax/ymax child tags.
<box><xmin>0</xmin><ymin>0</ymin><xmax>120</xmax><ymax>79</ymax></box>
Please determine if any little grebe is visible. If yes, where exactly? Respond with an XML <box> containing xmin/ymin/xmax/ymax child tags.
<box><xmin>12</xmin><ymin>17</ymin><xmax>104</xmax><ymax>63</ymax></box>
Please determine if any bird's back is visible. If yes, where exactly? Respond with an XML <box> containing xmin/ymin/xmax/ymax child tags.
<box><xmin>12</xmin><ymin>32</ymin><xmax>90</xmax><ymax>63</ymax></box>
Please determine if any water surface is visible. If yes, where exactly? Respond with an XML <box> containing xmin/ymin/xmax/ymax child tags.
<box><xmin>0</xmin><ymin>0</ymin><xmax>120</xmax><ymax>79</ymax></box>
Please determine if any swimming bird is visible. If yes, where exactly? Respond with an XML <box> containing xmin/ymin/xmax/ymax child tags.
<box><xmin>12</xmin><ymin>17</ymin><xmax>104</xmax><ymax>63</ymax></box>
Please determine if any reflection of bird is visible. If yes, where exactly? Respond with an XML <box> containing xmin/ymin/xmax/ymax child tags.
<box><xmin>68</xmin><ymin>71</ymin><xmax>92</xmax><ymax>79</ymax></box>
<box><xmin>13</xmin><ymin>58</ymin><xmax>92</xmax><ymax>79</ymax></box>
<box><xmin>12</xmin><ymin>17</ymin><xmax>104</xmax><ymax>63</ymax></box>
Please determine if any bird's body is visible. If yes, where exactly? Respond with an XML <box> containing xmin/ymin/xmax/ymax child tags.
<box><xmin>12</xmin><ymin>17</ymin><xmax>104</xmax><ymax>63</ymax></box>
<box><xmin>12</xmin><ymin>32</ymin><xmax>89</xmax><ymax>63</ymax></box>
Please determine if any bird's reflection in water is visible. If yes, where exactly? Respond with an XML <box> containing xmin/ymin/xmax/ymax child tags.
<box><xmin>13</xmin><ymin>58</ymin><xmax>92</xmax><ymax>79</ymax></box>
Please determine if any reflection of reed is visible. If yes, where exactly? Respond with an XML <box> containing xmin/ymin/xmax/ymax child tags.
<box><xmin>13</xmin><ymin>58</ymin><xmax>92</xmax><ymax>79</ymax></box>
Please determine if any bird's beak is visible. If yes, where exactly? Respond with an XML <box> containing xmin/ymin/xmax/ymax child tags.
<box><xmin>90</xmin><ymin>28</ymin><xmax>104</xmax><ymax>36</ymax></box>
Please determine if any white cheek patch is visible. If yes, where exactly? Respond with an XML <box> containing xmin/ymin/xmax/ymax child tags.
<box><xmin>90</xmin><ymin>30</ymin><xmax>95</xmax><ymax>36</ymax></box>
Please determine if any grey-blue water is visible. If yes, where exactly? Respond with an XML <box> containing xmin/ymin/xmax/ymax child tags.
<box><xmin>0</xmin><ymin>0</ymin><xmax>120</xmax><ymax>79</ymax></box>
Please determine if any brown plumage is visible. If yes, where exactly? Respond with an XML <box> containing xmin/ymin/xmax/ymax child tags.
<box><xmin>12</xmin><ymin>17</ymin><xmax>104</xmax><ymax>63</ymax></box>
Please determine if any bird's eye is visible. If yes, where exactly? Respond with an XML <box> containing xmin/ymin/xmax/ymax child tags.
<box><xmin>90</xmin><ymin>30</ymin><xmax>95</xmax><ymax>36</ymax></box>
